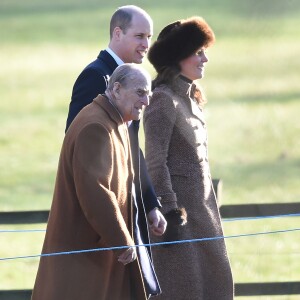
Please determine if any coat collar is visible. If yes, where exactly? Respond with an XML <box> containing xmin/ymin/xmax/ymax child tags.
<box><xmin>171</xmin><ymin>76</ymin><xmax>206</xmax><ymax>125</ymax></box>
<box><xmin>97</xmin><ymin>50</ymin><xmax>119</xmax><ymax>72</ymax></box>
<box><xmin>171</xmin><ymin>75</ymin><xmax>195</xmax><ymax>99</ymax></box>
<box><xmin>93</xmin><ymin>94</ymin><xmax>124</xmax><ymax>126</ymax></box>
<box><xmin>93</xmin><ymin>95</ymin><xmax>133</xmax><ymax>167</ymax></box>
<box><xmin>105</xmin><ymin>47</ymin><xmax>124</xmax><ymax>66</ymax></box>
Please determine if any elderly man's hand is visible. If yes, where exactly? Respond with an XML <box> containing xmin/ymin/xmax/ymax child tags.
<box><xmin>118</xmin><ymin>247</ymin><xmax>137</xmax><ymax>265</ymax></box>
<box><xmin>147</xmin><ymin>208</ymin><xmax>167</xmax><ymax>236</ymax></box>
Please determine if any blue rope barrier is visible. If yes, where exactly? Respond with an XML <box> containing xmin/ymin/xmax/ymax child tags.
<box><xmin>223</xmin><ymin>212</ymin><xmax>300</xmax><ymax>222</ymax></box>
<box><xmin>1</xmin><ymin>227</ymin><xmax>300</xmax><ymax>262</ymax></box>
<box><xmin>1</xmin><ymin>212</ymin><xmax>299</xmax><ymax>233</ymax></box>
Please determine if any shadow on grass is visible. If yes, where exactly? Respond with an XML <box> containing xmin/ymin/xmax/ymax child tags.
<box><xmin>229</xmin><ymin>0</ymin><xmax>300</xmax><ymax>18</ymax></box>
<box><xmin>232</xmin><ymin>91</ymin><xmax>300</xmax><ymax>104</ymax></box>
<box><xmin>217</xmin><ymin>157</ymin><xmax>300</xmax><ymax>194</ymax></box>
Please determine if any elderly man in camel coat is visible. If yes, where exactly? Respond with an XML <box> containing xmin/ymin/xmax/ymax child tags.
<box><xmin>31</xmin><ymin>64</ymin><xmax>166</xmax><ymax>300</ymax></box>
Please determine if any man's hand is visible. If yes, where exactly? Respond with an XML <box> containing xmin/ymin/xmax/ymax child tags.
<box><xmin>118</xmin><ymin>247</ymin><xmax>137</xmax><ymax>265</ymax></box>
<box><xmin>147</xmin><ymin>208</ymin><xmax>167</xmax><ymax>236</ymax></box>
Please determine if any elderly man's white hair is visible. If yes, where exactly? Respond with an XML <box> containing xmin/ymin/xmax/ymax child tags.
<box><xmin>106</xmin><ymin>63</ymin><xmax>151</xmax><ymax>92</ymax></box>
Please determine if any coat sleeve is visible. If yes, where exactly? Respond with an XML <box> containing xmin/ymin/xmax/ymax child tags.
<box><xmin>128</xmin><ymin>121</ymin><xmax>161</xmax><ymax>214</ymax></box>
<box><xmin>73</xmin><ymin>123</ymin><xmax>134</xmax><ymax>251</ymax></box>
<box><xmin>65</xmin><ymin>68</ymin><xmax>108</xmax><ymax>131</ymax></box>
<box><xmin>139</xmin><ymin>149</ymin><xmax>162</xmax><ymax>213</ymax></box>
<box><xmin>143</xmin><ymin>91</ymin><xmax>178</xmax><ymax>214</ymax></box>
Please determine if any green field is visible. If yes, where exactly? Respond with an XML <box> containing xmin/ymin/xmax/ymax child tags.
<box><xmin>1</xmin><ymin>0</ymin><xmax>300</xmax><ymax>298</ymax></box>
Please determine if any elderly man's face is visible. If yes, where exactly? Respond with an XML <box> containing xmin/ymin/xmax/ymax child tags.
<box><xmin>114</xmin><ymin>75</ymin><xmax>151</xmax><ymax>122</ymax></box>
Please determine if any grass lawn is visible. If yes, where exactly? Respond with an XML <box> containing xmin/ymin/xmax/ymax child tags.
<box><xmin>0</xmin><ymin>0</ymin><xmax>300</xmax><ymax>297</ymax></box>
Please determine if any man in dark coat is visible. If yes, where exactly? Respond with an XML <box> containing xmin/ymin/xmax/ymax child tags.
<box><xmin>65</xmin><ymin>2</ymin><xmax>166</xmax><ymax>281</ymax></box>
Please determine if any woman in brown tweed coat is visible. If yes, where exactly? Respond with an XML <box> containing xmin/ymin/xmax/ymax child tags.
<box><xmin>143</xmin><ymin>17</ymin><xmax>234</xmax><ymax>299</ymax></box>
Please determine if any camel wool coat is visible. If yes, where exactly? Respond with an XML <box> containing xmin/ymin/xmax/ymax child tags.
<box><xmin>143</xmin><ymin>76</ymin><xmax>234</xmax><ymax>300</ymax></box>
<box><xmin>32</xmin><ymin>95</ymin><xmax>147</xmax><ymax>300</ymax></box>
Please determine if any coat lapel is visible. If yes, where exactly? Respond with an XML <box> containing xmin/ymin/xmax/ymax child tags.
<box><xmin>97</xmin><ymin>50</ymin><xmax>119</xmax><ymax>74</ymax></box>
<box><xmin>173</xmin><ymin>77</ymin><xmax>206</xmax><ymax>125</ymax></box>
<box><xmin>190</xmin><ymin>98</ymin><xmax>206</xmax><ymax>125</ymax></box>
<box><xmin>93</xmin><ymin>95</ymin><xmax>130</xmax><ymax>156</ymax></box>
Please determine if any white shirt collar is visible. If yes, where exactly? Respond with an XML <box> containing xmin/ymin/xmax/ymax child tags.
<box><xmin>106</xmin><ymin>47</ymin><xmax>124</xmax><ymax>66</ymax></box>
<box><xmin>105</xmin><ymin>48</ymin><xmax>132</xmax><ymax>127</ymax></box>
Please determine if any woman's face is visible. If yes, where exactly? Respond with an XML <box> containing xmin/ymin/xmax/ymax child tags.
<box><xmin>179</xmin><ymin>48</ymin><xmax>209</xmax><ymax>81</ymax></box>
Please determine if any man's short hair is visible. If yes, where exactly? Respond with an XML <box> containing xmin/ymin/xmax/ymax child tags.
<box><xmin>109</xmin><ymin>5</ymin><xmax>150</xmax><ymax>38</ymax></box>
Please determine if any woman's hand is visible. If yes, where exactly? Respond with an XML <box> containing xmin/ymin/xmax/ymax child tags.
<box><xmin>118</xmin><ymin>247</ymin><xmax>137</xmax><ymax>265</ymax></box>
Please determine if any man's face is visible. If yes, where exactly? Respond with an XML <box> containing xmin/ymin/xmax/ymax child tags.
<box><xmin>118</xmin><ymin>13</ymin><xmax>153</xmax><ymax>64</ymax></box>
<box><xmin>114</xmin><ymin>75</ymin><xmax>151</xmax><ymax>122</ymax></box>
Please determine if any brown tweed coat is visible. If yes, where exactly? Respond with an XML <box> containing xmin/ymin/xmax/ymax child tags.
<box><xmin>32</xmin><ymin>95</ymin><xmax>147</xmax><ymax>300</ymax></box>
<box><xmin>143</xmin><ymin>77</ymin><xmax>234</xmax><ymax>300</ymax></box>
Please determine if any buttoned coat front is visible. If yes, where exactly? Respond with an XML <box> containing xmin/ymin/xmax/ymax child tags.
<box><xmin>143</xmin><ymin>77</ymin><xmax>234</xmax><ymax>300</ymax></box>
<box><xmin>32</xmin><ymin>95</ymin><xmax>147</xmax><ymax>300</ymax></box>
